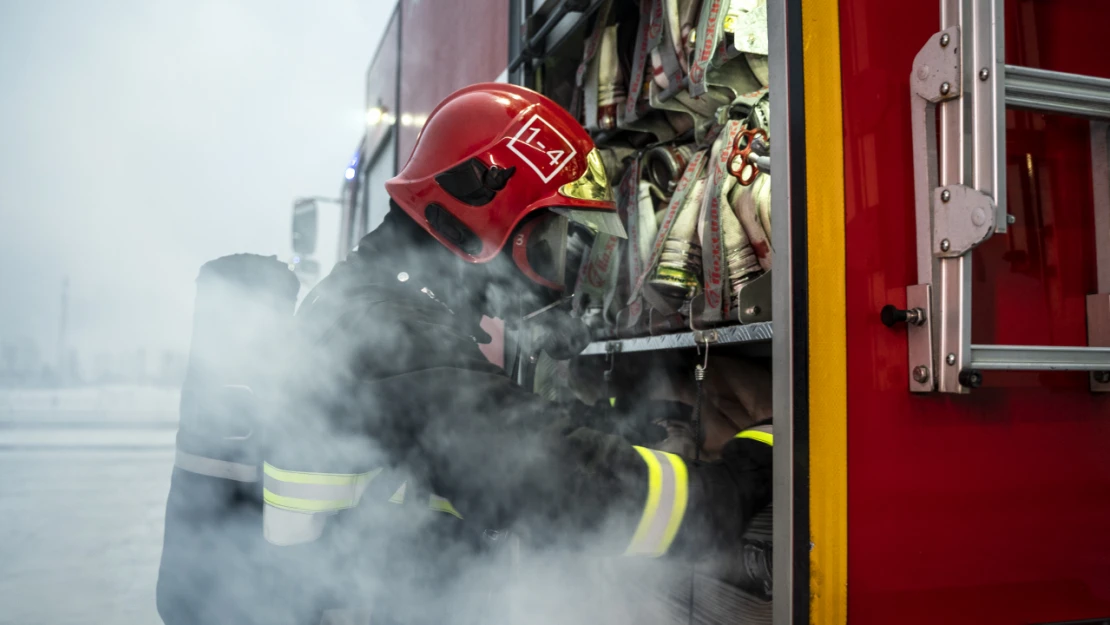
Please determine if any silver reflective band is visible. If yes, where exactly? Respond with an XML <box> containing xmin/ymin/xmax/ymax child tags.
<box><xmin>264</xmin><ymin>504</ymin><xmax>331</xmax><ymax>546</ymax></box>
<box><xmin>624</xmin><ymin>447</ymin><xmax>688</xmax><ymax>557</ymax></box>
<box><xmin>262</xmin><ymin>464</ymin><xmax>381</xmax><ymax>547</ymax></box>
<box><xmin>174</xmin><ymin>449</ymin><xmax>259</xmax><ymax>483</ymax></box>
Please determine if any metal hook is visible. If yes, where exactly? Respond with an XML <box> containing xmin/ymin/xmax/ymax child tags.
<box><xmin>695</xmin><ymin>337</ymin><xmax>710</xmax><ymax>381</ymax></box>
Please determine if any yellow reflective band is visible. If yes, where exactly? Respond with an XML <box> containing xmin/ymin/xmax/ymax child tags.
<box><xmin>609</xmin><ymin>397</ymin><xmax>616</xmax><ymax>407</ymax></box>
<box><xmin>263</xmin><ymin>489</ymin><xmax>358</xmax><ymax>513</ymax></box>
<box><xmin>624</xmin><ymin>446</ymin><xmax>688</xmax><ymax>557</ymax></box>
<box><xmin>659</xmin><ymin>452</ymin><xmax>688</xmax><ymax>552</ymax></box>
<box><xmin>428</xmin><ymin>495</ymin><xmax>463</xmax><ymax>520</ymax></box>
<box><xmin>388</xmin><ymin>482</ymin><xmax>407</xmax><ymax>504</ymax></box>
<box><xmin>262</xmin><ymin>464</ymin><xmax>380</xmax><ymax>513</ymax></box>
<box><xmin>735</xmin><ymin>430</ymin><xmax>774</xmax><ymax>446</ymax></box>
<box><xmin>263</xmin><ymin>462</ymin><xmax>377</xmax><ymax>486</ymax></box>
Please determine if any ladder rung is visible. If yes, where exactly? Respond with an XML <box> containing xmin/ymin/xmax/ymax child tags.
<box><xmin>970</xmin><ymin>344</ymin><xmax>1110</xmax><ymax>371</ymax></box>
<box><xmin>1005</xmin><ymin>65</ymin><xmax>1110</xmax><ymax>121</ymax></box>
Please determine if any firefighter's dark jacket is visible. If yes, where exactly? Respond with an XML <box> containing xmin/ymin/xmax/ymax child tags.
<box><xmin>157</xmin><ymin>215</ymin><xmax>772</xmax><ymax>625</ymax></box>
<box><xmin>279</xmin><ymin>217</ymin><xmax>770</xmax><ymax>549</ymax></box>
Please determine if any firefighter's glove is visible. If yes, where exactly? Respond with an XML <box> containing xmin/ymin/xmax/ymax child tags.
<box><xmin>676</xmin><ymin>424</ymin><xmax>773</xmax><ymax>558</ymax></box>
<box><xmin>610</xmin><ymin>400</ymin><xmax>687</xmax><ymax>446</ymax></box>
<box><xmin>574</xmin><ymin>402</ymin><xmax>668</xmax><ymax>446</ymax></box>
<box><xmin>530</xmin><ymin>307</ymin><xmax>593</xmax><ymax>361</ymax></box>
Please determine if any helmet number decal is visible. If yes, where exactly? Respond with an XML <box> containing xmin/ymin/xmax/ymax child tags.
<box><xmin>508</xmin><ymin>115</ymin><xmax>578</xmax><ymax>184</ymax></box>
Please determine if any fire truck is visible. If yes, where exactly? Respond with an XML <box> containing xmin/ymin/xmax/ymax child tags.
<box><xmin>290</xmin><ymin>0</ymin><xmax>1110</xmax><ymax>622</ymax></box>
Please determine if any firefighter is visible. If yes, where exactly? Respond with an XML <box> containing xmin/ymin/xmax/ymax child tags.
<box><xmin>264</xmin><ymin>83</ymin><xmax>773</xmax><ymax>625</ymax></box>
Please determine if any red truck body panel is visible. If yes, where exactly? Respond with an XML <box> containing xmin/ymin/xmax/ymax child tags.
<box><xmin>841</xmin><ymin>0</ymin><xmax>1110</xmax><ymax>621</ymax></box>
<box><xmin>397</xmin><ymin>0</ymin><xmax>509</xmax><ymax>166</ymax></box>
<box><xmin>366</xmin><ymin>13</ymin><xmax>400</xmax><ymax>159</ymax></box>
<box><xmin>396</xmin><ymin>0</ymin><xmax>509</xmax><ymax>368</ymax></box>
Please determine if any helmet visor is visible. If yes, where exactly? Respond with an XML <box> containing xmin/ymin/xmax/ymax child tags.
<box><xmin>549</xmin><ymin>207</ymin><xmax>627</xmax><ymax>239</ymax></box>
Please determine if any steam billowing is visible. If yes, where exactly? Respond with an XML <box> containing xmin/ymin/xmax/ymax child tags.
<box><xmin>161</xmin><ymin>211</ymin><xmax>770</xmax><ymax>625</ymax></box>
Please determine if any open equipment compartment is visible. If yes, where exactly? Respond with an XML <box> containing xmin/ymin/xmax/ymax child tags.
<box><xmin>505</xmin><ymin>2</ymin><xmax>791</xmax><ymax>623</ymax></box>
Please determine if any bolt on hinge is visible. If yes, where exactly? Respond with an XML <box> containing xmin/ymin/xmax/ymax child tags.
<box><xmin>933</xmin><ymin>185</ymin><xmax>997</xmax><ymax>258</ymax></box>
<box><xmin>912</xmin><ymin>365</ymin><xmax>930</xmax><ymax>383</ymax></box>
<box><xmin>912</xmin><ymin>27</ymin><xmax>961</xmax><ymax>103</ymax></box>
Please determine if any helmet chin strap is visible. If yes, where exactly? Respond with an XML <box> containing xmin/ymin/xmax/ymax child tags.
<box><xmin>522</xmin><ymin>294</ymin><xmax>574</xmax><ymax>321</ymax></box>
<box><xmin>523</xmin><ymin>298</ymin><xmax>593</xmax><ymax>361</ymax></box>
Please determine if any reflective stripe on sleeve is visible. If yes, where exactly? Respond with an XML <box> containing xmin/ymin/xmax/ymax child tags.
<box><xmin>174</xmin><ymin>449</ymin><xmax>259</xmax><ymax>483</ymax></box>
<box><xmin>388</xmin><ymin>483</ymin><xmax>462</xmax><ymax>519</ymax></box>
<box><xmin>388</xmin><ymin>482</ymin><xmax>407</xmax><ymax>504</ymax></box>
<box><xmin>735</xmin><ymin>424</ymin><xmax>774</xmax><ymax>446</ymax></box>
<box><xmin>624</xmin><ymin>446</ymin><xmax>689</xmax><ymax>557</ymax></box>
<box><xmin>262</xmin><ymin>463</ymin><xmax>381</xmax><ymax>513</ymax></box>
<box><xmin>428</xmin><ymin>494</ymin><xmax>463</xmax><ymax>519</ymax></box>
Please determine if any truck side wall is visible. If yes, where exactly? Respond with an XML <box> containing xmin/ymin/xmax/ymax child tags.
<box><xmin>396</xmin><ymin>0</ymin><xmax>509</xmax><ymax>367</ymax></box>
<box><xmin>840</xmin><ymin>0</ymin><xmax>1110</xmax><ymax>622</ymax></box>
<box><xmin>366</xmin><ymin>10</ymin><xmax>400</xmax><ymax>159</ymax></box>
<box><xmin>339</xmin><ymin>12</ymin><xmax>401</xmax><ymax>255</ymax></box>
<box><xmin>396</xmin><ymin>0</ymin><xmax>509</xmax><ymax>166</ymax></box>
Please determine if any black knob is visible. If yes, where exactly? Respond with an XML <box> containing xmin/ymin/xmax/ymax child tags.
<box><xmin>958</xmin><ymin>369</ymin><xmax>983</xmax><ymax>389</ymax></box>
<box><xmin>881</xmin><ymin>304</ymin><xmax>925</xmax><ymax>327</ymax></box>
<box><xmin>881</xmin><ymin>305</ymin><xmax>906</xmax><ymax>327</ymax></box>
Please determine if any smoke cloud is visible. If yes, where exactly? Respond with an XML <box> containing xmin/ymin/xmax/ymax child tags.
<box><xmin>0</xmin><ymin>0</ymin><xmax>386</xmax><ymax>366</ymax></box>
<box><xmin>1</xmin><ymin>4</ymin><xmax>773</xmax><ymax>623</ymax></box>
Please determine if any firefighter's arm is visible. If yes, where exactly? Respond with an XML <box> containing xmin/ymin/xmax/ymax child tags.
<box><xmin>425</xmin><ymin>375</ymin><xmax>773</xmax><ymax>559</ymax></box>
<box><xmin>560</xmin><ymin>421</ymin><xmax>774</xmax><ymax>559</ymax></box>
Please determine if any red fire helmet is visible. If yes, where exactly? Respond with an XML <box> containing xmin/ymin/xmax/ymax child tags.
<box><xmin>385</xmin><ymin>83</ymin><xmax>625</xmax><ymax>290</ymax></box>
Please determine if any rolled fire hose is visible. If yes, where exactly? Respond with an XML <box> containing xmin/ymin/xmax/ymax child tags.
<box><xmin>730</xmin><ymin>174</ymin><xmax>773</xmax><ymax>271</ymax></box>
<box><xmin>647</xmin><ymin>176</ymin><xmax>708</xmax><ymax>311</ymax></box>
<box><xmin>723</xmin><ymin>193</ymin><xmax>763</xmax><ymax>309</ymax></box>
<box><xmin>596</xmin><ymin>24</ymin><xmax>626</xmax><ymax>131</ymax></box>
<box><xmin>644</xmin><ymin>144</ymin><xmax>696</xmax><ymax>196</ymax></box>
<box><xmin>637</xmin><ymin>181</ymin><xmax>661</xmax><ymax>275</ymax></box>
<box><xmin>633</xmin><ymin>150</ymin><xmax>708</xmax><ymax>317</ymax></box>
<box><xmin>698</xmin><ymin>121</ymin><xmax>764</xmax><ymax>323</ymax></box>
<box><xmin>574</xmin><ymin>0</ymin><xmax>614</xmax><ymax>121</ymax></box>
<box><xmin>679</xmin><ymin>0</ymin><xmax>702</xmax><ymax>74</ymax></box>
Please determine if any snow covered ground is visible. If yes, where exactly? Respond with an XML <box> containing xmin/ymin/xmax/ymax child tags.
<box><xmin>0</xmin><ymin>386</ymin><xmax>178</xmax><ymax>624</ymax></box>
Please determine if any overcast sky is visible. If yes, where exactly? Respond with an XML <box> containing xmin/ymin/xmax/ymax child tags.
<box><xmin>0</xmin><ymin>0</ymin><xmax>390</xmax><ymax>364</ymax></box>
